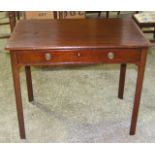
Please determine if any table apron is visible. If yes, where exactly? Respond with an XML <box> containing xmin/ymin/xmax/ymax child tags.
<box><xmin>14</xmin><ymin>49</ymin><xmax>142</xmax><ymax>66</ymax></box>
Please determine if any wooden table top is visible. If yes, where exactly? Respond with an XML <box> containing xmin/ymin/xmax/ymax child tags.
<box><xmin>6</xmin><ymin>18</ymin><xmax>150</xmax><ymax>51</ymax></box>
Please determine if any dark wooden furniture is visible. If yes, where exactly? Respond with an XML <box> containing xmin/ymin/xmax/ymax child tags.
<box><xmin>6</xmin><ymin>18</ymin><xmax>150</xmax><ymax>139</ymax></box>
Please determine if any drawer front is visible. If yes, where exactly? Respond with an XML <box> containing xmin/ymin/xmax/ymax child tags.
<box><xmin>16</xmin><ymin>49</ymin><xmax>141</xmax><ymax>65</ymax></box>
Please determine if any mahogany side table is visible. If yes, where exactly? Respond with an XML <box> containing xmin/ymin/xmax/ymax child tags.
<box><xmin>6</xmin><ymin>18</ymin><xmax>150</xmax><ymax>139</ymax></box>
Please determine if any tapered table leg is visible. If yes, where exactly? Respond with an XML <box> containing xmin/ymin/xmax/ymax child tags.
<box><xmin>25</xmin><ymin>66</ymin><xmax>34</xmax><ymax>102</ymax></box>
<box><xmin>130</xmin><ymin>49</ymin><xmax>147</xmax><ymax>135</ymax></box>
<box><xmin>118</xmin><ymin>64</ymin><xmax>127</xmax><ymax>99</ymax></box>
<box><xmin>10</xmin><ymin>52</ymin><xmax>26</xmax><ymax>139</ymax></box>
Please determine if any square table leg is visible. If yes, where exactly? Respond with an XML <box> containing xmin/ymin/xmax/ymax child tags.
<box><xmin>10</xmin><ymin>52</ymin><xmax>26</xmax><ymax>139</ymax></box>
<box><xmin>118</xmin><ymin>64</ymin><xmax>127</xmax><ymax>99</ymax></box>
<box><xmin>130</xmin><ymin>49</ymin><xmax>147</xmax><ymax>135</ymax></box>
<box><xmin>25</xmin><ymin>66</ymin><xmax>34</xmax><ymax>103</ymax></box>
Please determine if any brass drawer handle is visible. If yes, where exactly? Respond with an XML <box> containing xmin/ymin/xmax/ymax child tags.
<box><xmin>45</xmin><ymin>53</ymin><xmax>52</xmax><ymax>61</ymax></box>
<box><xmin>107</xmin><ymin>52</ymin><xmax>115</xmax><ymax>60</ymax></box>
<box><xmin>77</xmin><ymin>52</ymin><xmax>81</xmax><ymax>57</ymax></box>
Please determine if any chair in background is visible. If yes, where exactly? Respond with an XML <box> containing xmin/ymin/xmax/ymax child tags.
<box><xmin>97</xmin><ymin>11</ymin><xmax>139</xmax><ymax>18</ymax></box>
<box><xmin>86</xmin><ymin>11</ymin><xmax>111</xmax><ymax>18</ymax></box>
<box><xmin>0</xmin><ymin>11</ymin><xmax>17</xmax><ymax>39</ymax></box>
<box><xmin>98</xmin><ymin>11</ymin><xmax>120</xmax><ymax>18</ymax></box>
<box><xmin>133</xmin><ymin>12</ymin><xmax>155</xmax><ymax>43</ymax></box>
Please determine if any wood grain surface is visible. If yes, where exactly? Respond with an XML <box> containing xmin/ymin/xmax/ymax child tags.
<box><xmin>6</xmin><ymin>18</ymin><xmax>150</xmax><ymax>51</ymax></box>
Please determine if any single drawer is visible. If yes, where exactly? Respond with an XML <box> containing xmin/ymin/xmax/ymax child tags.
<box><xmin>16</xmin><ymin>49</ymin><xmax>141</xmax><ymax>65</ymax></box>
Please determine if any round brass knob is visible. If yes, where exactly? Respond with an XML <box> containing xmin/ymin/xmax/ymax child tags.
<box><xmin>77</xmin><ymin>52</ymin><xmax>81</xmax><ymax>57</ymax></box>
<box><xmin>45</xmin><ymin>53</ymin><xmax>52</xmax><ymax>61</ymax></box>
<box><xmin>107</xmin><ymin>52</ymin><xmax>114</xmax><ymax>60</ymax></box>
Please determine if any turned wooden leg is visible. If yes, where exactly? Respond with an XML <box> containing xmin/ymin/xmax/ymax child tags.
<box><xmin>130</xmin><ymin>49</ymin><xmax>147</xmax><ymax>135</ymax></box>
<box><xmin>11</xmin><ymin>52</ymin><xmax>26</xmax><ymax>139</ymax></box>
<box><xmin>25</xmin><ymin>66</ymin><xmax>34</xmax><ymax>102</ymax></box>
<box><xmin>118</xmin><ymin>64</ymin><xmax>127</xmax><ymax>99</ymax></box>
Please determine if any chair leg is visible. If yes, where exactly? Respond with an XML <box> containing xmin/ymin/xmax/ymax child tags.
<box><xmin>98</xmin><ymin>11</ymin><xmax>101</xmax><ymax>17</ymax></box>
<box><xmin>0</xmin><ymin>11</ymin><xmax>16</xmax><ymax>39</ymax></box>
<box><xmin>8</xmin><ymin>11</ymin><xmax>16</xmax><ymax>32</ymax></box>
<box><xmin>117</xmin><ymin>11</ymin><xmax>120</xmax><ymax>16</ymax></box>
<box><xmin>106</xmin><ymin>11</ymin><xmax>109</xmax><ymax>18</ymax></box>
<box><xmin>16</xmin><ymin>11</ymin><xmax>20</xmax><ymax>20</ymax></box>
